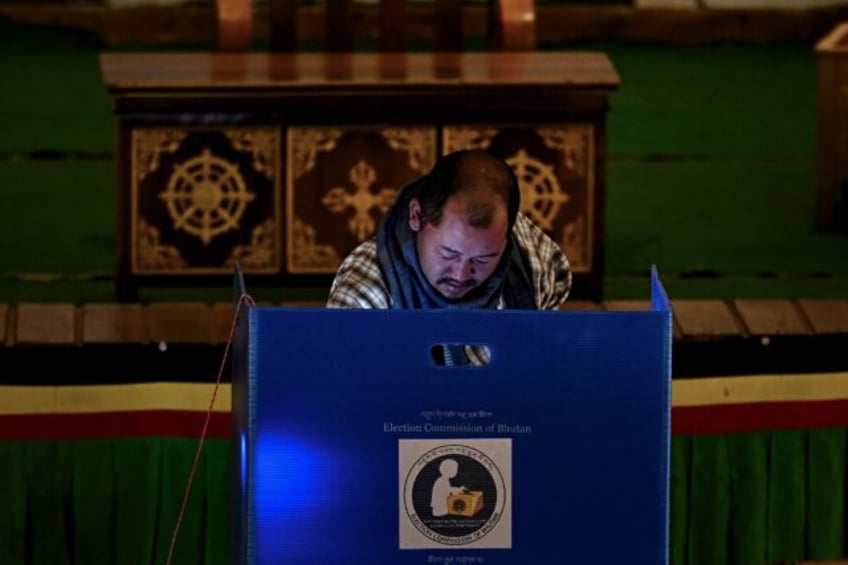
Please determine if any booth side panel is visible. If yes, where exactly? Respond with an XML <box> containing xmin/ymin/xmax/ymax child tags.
<box><xmin>242</xmin><ymin>308</ymin><xmax>671</xmax><ymax>564</ymax></box>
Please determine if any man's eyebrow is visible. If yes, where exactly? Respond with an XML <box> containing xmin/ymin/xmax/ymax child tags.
<box><xmin>439</xmin><ymin>245</ymin><xmax>500</xmax><ymax>259</ymax></box>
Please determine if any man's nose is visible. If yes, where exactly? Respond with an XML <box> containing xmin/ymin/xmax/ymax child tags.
<box><xmin>457</xmin><ymin>259</ymin><xmax>476</xmax><ymax>280</ymax></box>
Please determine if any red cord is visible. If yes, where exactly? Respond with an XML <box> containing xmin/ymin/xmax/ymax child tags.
<box><xmin>165</xmin><ymin>292</ymin><xmax>255</xmax><ymax>565</ymax></box>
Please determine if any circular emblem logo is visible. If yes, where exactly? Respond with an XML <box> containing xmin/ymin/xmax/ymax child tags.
<box><xmin>403</xmin><ymin>444</ymin><xmax>506</xmax><ymax>546</ymax></box>
<box><xmin>160</xmin><ymin>148</ymin><xmax>255</xmax><ymax>245</ymax></box>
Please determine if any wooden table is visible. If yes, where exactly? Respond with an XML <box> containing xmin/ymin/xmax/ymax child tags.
<box><xmin>99</xmin><ymin>51</ymin><xmax>620</xmax><ymax>301</ymax></box>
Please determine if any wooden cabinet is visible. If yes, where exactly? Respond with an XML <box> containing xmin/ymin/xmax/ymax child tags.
<box><xmin>100</xmin><ymin>52</ymin><xmax>620</xmax><ymax>301</ymax></box>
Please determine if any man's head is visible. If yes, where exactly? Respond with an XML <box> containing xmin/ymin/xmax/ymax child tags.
<box><xmin>407</xmin><ymin>150</ymin><xmax>520</xmax><ymax>300</ymax></box>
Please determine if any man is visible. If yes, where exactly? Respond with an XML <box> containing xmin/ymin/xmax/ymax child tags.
<box><xmin>327</xmin><ymin>149</ymin><xmax>571</xmax><ymax>313</ymax></box>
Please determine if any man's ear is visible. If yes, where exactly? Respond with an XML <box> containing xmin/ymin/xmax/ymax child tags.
<box><xmin>408</xmin><ymin>198</ymin><xmax>422</xmax><ymax>232</ymax></box>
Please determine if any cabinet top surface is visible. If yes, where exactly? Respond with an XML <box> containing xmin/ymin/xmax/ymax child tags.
<box><xmin>99</xmin><ymin>51</ymin><xmax>620</xmax><ymax>92</ymax></box>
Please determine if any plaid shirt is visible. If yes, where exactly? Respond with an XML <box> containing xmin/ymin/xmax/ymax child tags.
<box><xmin>327</xmin><ymin>213</ymin><xmax>571</xmax><ymax>310</ymax></box>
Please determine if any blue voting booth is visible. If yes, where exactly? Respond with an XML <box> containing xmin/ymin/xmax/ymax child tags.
<box><xmin>232</xmin><ymin>268</ymin><xmax>672</xmax><ymax>565</ymax></box>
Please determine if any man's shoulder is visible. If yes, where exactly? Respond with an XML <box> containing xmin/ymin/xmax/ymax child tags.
<box><xmin>334</xmin><ymin>237</ymin><xmax>380</xmax><ymax>282</ymax></box>
<box><xmin>512</xmin><ymin>213</ymin><xmax>548</xmax><ymax>246</ymax></box>
<box><xmin>511</xmin><ymin>212</ymin><xmax>572</xmax><ymax>308</ymax></box>
<box><xmin>327</xmin><ymin>238</ymin><xmax>390</xmax><ymax>308</ymax></box>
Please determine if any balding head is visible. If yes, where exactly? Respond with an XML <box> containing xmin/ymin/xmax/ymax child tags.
<box><xmin>411</xmin><ymin>150</ymin><xmax>520</xmax><ymax>230</ymax></box>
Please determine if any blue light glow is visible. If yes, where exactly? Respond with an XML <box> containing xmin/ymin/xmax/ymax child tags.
<box><xmin>254</xmin><ymin>431</ymin><xmax>338</xmax><ymax>558</ymax></box>
<box><xmin>255</xmin><ymin>432</ymin><xmax>330</xmax><ymax>518</ymax></box>
<box><xmin>240</xmin><ymin>431</ymin><xmax>247</xmax><ymax>497</ymax></box>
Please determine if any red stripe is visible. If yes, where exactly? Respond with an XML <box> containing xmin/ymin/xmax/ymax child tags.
<box><xmin>672</xmin><ymin>398</ymin><xmax>848</xmax><ymax>436</ymax></box>
<box><xmin>0</xmin><ymin>410</ymin><xmax>232</xmax><ymax>440</ymax></box>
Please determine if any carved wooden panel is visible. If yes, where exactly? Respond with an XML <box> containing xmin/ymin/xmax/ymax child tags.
<box><xmin>286</xmin><ymin>126</ymin><xmax>437</xmax><ymax>273</ymax></box>
<box><xmin>126</xmin><ymin>123</ymin><xmax>594</xmax><ymax>282</ymax></box>
<box><xmin>444</xmin><ymin>125</ymin><xmax>595</xmax><ymax>274</ymax></box>
<box><xmin>131</xmin><ymin>127</ymin><xmax>281</xmax><ymax>275</ymax></box>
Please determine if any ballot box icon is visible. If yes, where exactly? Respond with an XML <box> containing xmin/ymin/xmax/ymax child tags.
<box><xmin>448</xmin><ymin>490</ymin><xmax>484</xmax><ymax>517</ymax></box>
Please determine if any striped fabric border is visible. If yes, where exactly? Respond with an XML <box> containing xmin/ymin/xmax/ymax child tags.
<box><xmin>1</xmin><ymin>373</ymin><xmax>847</xmax><ymax>439</ymax></box>
<box><xmin>0</xmin><ymin>382</ymin><xmax>231</xmax><ymax>414</ymax></box>
<box><xmin>0</xmin><ymin>382</ymin><xmax>230</xmax><ymax>439</ymax></box>
<box><xmin>673</xmin><ymin>371</ymin><xmax>848</xmax><ymax>435</ymax></box>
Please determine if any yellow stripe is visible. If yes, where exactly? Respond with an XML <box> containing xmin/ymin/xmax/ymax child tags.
<box><xmin>673</xmin><ymin>372</ymin><xmax>848</xmax><ymax>407</ymax></box>
<box><xmin>0</xmin><ymin>383</ymin><xmax>231</xmax><ymax>415</ymax></box>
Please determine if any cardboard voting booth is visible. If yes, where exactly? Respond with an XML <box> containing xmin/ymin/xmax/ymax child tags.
<box><xmin>232</xmin><ymin>268</ymin><xmax>672</xmax><ymax>564</ymax></box>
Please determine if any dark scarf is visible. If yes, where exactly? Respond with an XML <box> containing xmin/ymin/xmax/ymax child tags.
<box><xmin>376</xmin><ymin>178</ymin><xmax>537</xmax><ymax>311</ymax></box>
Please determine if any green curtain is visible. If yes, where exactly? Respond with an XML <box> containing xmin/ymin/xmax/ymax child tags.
<box><xmin>0</xmin><ymin>438</ymin><xmax>230</xmax><ymax>565</ymax></box>
<box><xmin>671</xmin><ymin>428</ymin><xmax>847</xmax><ymax>565</ymax></box>
<box><xmin>0</xmin><ymin>430</ymin><xmax>845</xmax><ymax>565</ymax></box>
